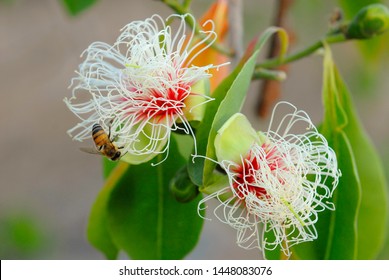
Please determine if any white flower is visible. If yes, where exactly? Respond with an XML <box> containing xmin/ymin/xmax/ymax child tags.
<box><xmin>199</xmin><ymin>102</ymin><xmax>340</xmax><ymax>257</ymax></box>
<box><xmin>64</xmin><ymin>14</ymin><xmax>224</xmax><ymax>164</ymax></box>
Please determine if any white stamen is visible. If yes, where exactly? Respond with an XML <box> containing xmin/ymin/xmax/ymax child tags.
<box><xmin>64</xmin><ymin>14</ymin><xmax>224</xmax><ymax>163</ymax></box>
<box><xmin>198</xmin><ymin>102</ymin><xmax>340</xmax><ymax>258</ymax></box>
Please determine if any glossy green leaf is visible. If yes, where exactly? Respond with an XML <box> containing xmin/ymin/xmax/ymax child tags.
<box><xmin>324</xmin><ymin>46</ymin><xmax>387</xmax><ymax>259</ymax></box>
<box><xmin>62</xmin><ymin>0</ymin><xmax>98</xmax><ymax>16</ymax></box>
<box><xmin>325</xmin><ymin>133</ymin><xmax>361</xmax><ymax>259</ymax></box>
<box><xmin>331</xmin><ymin>63</ymin><xmax>387</xmax><ymax>259</ymax></box>
<box><xmin>292</xmin><ymin>130</ymin><xmax>360</xmax><ymax>260</ymax></box>
<box><xmin>293</xmin><ymin>45</ymin><xmax>387</xmax><ymax>259</ymax></box>
<box><xmin>107</xmin><ymin>137</ymin><xmax>204</xmax><ymax>259</ymax></box>
<box><xmin>188</xmin><ymin>27</ymin><xmax>288</xmax><ymax>188</ymax></box>
<box><xmin>87</xmin><ymin>161</ymin><xmax>128</xmax><ymax>260</ymax></box>
<box><xmin>298</xmin><ymin>45</ymin><xmax>362</xmax><ymax>259</ymax></box>
<box><xmin>292</xmin><ymin>45</ymin><xmax>361</xmax><ymax>259</ymax></box>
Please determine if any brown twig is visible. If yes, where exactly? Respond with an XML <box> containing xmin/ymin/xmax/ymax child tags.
<box><xmin>256</xmin><ymin>0</ymin><xmax>294</xmax><ymax>118</ymax></box>
<box><xmin>228</xmin><ymin>0</ymin><xmax>244</xmax><ymax>65</ymax></box>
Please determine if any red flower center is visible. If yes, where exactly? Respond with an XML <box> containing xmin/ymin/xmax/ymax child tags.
<box><xmin>123</xmin><ymin>82</ymin><xmax>191</xmax><ymax>123</ymax></box>
<box><xmin>142</xmin><ymin>85</ymin><xmax>190</xmax><ymax>122</ymax></box>
<box><xmin>232</xmin><ymin>143</ymin><xmax>287</xmax><ymax>200</ymax></box>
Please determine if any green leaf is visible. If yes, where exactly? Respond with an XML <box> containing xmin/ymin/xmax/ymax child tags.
<box><xmin>331</xmin><ymin>66</ymin><xmax>387</xmax><ymax>259</ymax></box>
<box><xmin>107</xmin><ymin>137</ymin><xmax>204</xmax><ymax>259</ymax></box>
<box><xmin>324</xmin><ymin>47</ymin><xmax>387</xmax><ymax>259</ymax></box>
<box><xmin>293</xmin><ymin>44</ymin><xmax>387</xmax><ymax>259</ymax></box>
<box><xmin>187</xmin><ymin>65</ymin><xmax>241</xmax><ymax>187</ymax></box>
<box><xmin>292</xmin><ymin>45</ymin><xmax>361</xmax><ymax>260</ymax></box>
<box><xmin>291</xmin><ymin>130</ymin><xmax>359</xmax><ymax>260</ymax></box>
<box><xmin>172</xmin><ymin>133</ymin><xmax>194</xmax><ymax>159</ymax></box>
<box><xmin>188</xmin><ymin>27</ymin><xmax>288</xmax><ymax>188</ymax></box>
<box><xmin>61</xmin><ymin>0</ymin><xmax>99</xmax><ymax>16</ymax></box>
<box><xmin>87</xmin><ymin>162</ymin><xmax>128</xmax><ymax>260</ymax></box>
<box><xmin>102</xmin><ymin>158</ymin><xmax>118</xmax><ymax>179</ymax></box>
<box><xmin>325</xmin><ymin>132</ymin><xmax>361</xmax><ymax>259</ymax></box>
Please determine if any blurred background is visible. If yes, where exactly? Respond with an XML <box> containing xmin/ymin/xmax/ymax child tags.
<box><xmin>1</xmin><ymin>0</ymin><xmax>388</xmax><ymax>259</ymax></box>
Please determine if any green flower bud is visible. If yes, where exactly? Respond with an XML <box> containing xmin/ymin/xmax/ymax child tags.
<box><xmin>346</xmin><ymin>4</ymin><xmax>389</xmax><ymax>39</ymax></box>
<box><xmin>170</xmin><ymin>166</ymin><xmax>199</xmax><ymax>203</ymax></box>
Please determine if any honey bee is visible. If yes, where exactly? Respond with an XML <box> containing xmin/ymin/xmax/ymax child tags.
<box><xmin>80</xmin><ymin>121</ymin><xmax>122</xmax><ymax>161</ymax></box>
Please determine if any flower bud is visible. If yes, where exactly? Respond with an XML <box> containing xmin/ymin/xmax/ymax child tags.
<box><xmin>346</xmin><ymin>4</ymin><xmax>389</xmax><ymax>39</ymax></box>
<box><xmin>198</xmin><ymin>102</ymin><xmax>340</xmax><ymax>257</ymax></box>
<box><xmin>170</xmin><ymin>166</ymin><xmax>199</xmax><ymax>203</ymax></box>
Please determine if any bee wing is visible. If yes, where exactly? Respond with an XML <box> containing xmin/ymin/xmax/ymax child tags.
<box><xmin>79</xmin><ymin>147</ymin><xmax>101</xmax><ymax>155</ymax></box>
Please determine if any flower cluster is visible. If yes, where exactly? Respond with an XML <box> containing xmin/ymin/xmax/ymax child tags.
<box><xmin>65</xmin><ymin>12</ymin><xmax>341</xmax><ymax>258</ymax></box>
<box><xmin>64</xmin><ymin>14</ymin><xmax>223</xmax><ymax>164</ymax></box>
<box><xmin>199</xmin><ymin>102</ymin><xmax>340</xmax><ymax>257</ymax></box>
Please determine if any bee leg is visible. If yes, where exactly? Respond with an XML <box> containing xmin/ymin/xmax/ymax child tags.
<box><xmin>107</xmin><ymin>118</ymin><xmax>116</xmax><ymax>141</ymax></box>
<box><xmin>108</xmin><ymin>120</ymin><xmax>113</xmax><ymax>139</ymax></box>
<box><xmin>111</xmin><ymin>135</ymin><xmax>120</xmax><ymax>142</ymax></box>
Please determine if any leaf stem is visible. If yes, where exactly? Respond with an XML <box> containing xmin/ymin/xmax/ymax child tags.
<box><xmin>255</xmin><ymin>33</ymin><xmax>346</xmax><ymax>70</ymax></box>
<box><xmin>182</xmin><ymin>0</ymin><xmax>192</xmax><ymax>10</ymax></box>
<box><xmin>252</xmin><ymin>68</ymin><xmax>287</xmax><ymax>81</ymax></box>
<box><xmin>156</xmin><ymin>154</ymin><xmax>165</xmax><ymax>259</ymax></box>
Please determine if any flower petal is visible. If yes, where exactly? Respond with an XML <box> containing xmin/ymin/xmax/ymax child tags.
<box><xmin>214</xmin><ymin>113</ymin><xmax>258</xmax><ymax>163</ymax></box>
<box><xmin>182</xmin><ymin>79</ymin><xmax>210</xmax><ymax>123</ymax></box>
<box><xmin>120</xmin><ymin>122</ymin><xmax>169</xmax><ymax>164</ymax></box>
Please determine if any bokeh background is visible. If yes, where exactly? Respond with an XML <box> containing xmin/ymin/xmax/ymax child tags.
<box><xmin>1</xmin><ymin>0</ymin><xmax>388</xmax><ymax>259</ymax></box>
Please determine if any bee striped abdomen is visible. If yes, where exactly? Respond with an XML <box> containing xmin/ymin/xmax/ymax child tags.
<box><xmin>92</xmin><ymin>124</ymin><xmax>108</xmax><ymax>147</ymax></box>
